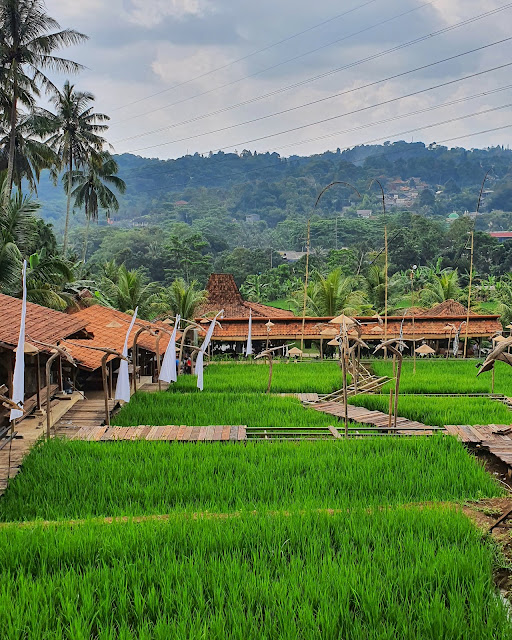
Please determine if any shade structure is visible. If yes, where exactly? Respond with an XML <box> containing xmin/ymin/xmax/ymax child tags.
<box><xmin>265</xmin><ymin>320</ymin><xmax>275</xmax><ymax>329</ymax></box>
<box><xmin>105</xmin><ymin>321</ymin><xmax>123</xmax><ymax>329</ymax></box>
<box><xmin>415</xmin><ymin>344</ymin><xmax>435</xmax><ymax>355</ymax></box>
<box><xmin>320</xmin><ymin>327</ymin><xmax>338</xmax><ymax>336</ymax></box>
<box><xmin>506</xmin><ymin>324</ymin><xmax>512</xmax><ymax>330</ymax></box>
<box><xmin>493</xmin><ymin>334</ymin><xmax>508</xmax><ymax>343</ymax></box>
<box><xmin>288</xmin><ymin>347</ymin><xmax>303</xmax><ymax>356</ymax></box>
<box><xmin>327</xmin><ymin>338</ymin><xmax>340</xmax><ymax>346</ymax></box>
<box><xmin>14</xmin><ymin>341</ymin><xmax>39</xmax><ymax>355</ymax></box>
<box><xmin>329</xmin><ymin>314</ymin><xmax>355</xmax><ymax>326</ymax></box>
<box><xmin>370</xmin><ymin>325</ymin><xmax>384</xmax><ymax>334</ymax></box>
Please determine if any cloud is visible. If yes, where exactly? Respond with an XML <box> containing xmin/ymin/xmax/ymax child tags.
<box><xmin>42</xmin><ymin>0</ymin><xmax>512</xmax><ymax>159</ymax></box>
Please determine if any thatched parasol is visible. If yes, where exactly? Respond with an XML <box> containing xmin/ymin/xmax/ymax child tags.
<box><xmin>329</xmin><ymin>314</ymin><xmax>355</xmax><ymax>327</ymax></box>
<box><xmin>288</xmin><ymin>347</ymin><xmax>303</xmax><ymax>356</ymax></box>
<box><xmin>493</xmin><ymin>334</ymin><xmax>507</xmax><ymax>343</ymax></box>
<box><xmin>415</xmin><ymin>344</ymin><xmax>435</xmax><ymax>355</ymax></box>
<box><xmin>327</xmin><ymin>338</ymin><xmax>340</xmax><ymax>346</ymax></box>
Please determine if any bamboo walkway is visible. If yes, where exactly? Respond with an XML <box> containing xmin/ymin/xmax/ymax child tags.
<box><xmin>445</xmin><ymin>424</ymin><xmax>512</xmax><ymax>470</ymax></box>
<box><xmin>313</xmin><ymin>402</ymin><xmax>441</xmax><ymax>435</ymax></box>
<box><xmin>72</xmin><ymin>425</ymin><xmax>247</xmax><ymax>442</ymax></box>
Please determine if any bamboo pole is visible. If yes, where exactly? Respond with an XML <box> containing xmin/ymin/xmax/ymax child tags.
<box><xmin>101</xmin><ymin>353</ymin><xmax>110</xmax><ymax>426</ymax></box>
<box><xmin>463</xmin><ymin>230</ymin><xmax>474</xmax><ymax>358</ymax></box>
<box><xmin>300</xmin><ymin>219</ymin><xmax>311</xmax><ymax>357</ymax></box>
<box><xmin>388</xmin><ymin>388</ymin><xmax>393</xmax><ymax>433</ymax></box>
<box><xmin>393</xmin><ymin>356</ymin><xmax>402</xmax><ymax>429</ymax></box>
<box><xmin>492</xmin><ymin>365</ymin><xmax>495</xmax><ymax>394</ymax></box>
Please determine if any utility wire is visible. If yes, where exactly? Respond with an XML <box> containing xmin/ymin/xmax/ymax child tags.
<box><xmin>113</xmin><ymin>2</ymin><xmax>512</xmax><ymax>128</ymax></box>
<box><xmin>113</xmin><ymin>1</ymin><xmax>432</xmax><ymax>129</ymax></box>
<box><xmin>109</xmin><ymin>0</ymin><xmax>382</xmax><ymax>112</ymax></box>
<box><xmin>122</xmin><ymin>45</ymin><xmax>512</xmax><ymax>154</ymax></box>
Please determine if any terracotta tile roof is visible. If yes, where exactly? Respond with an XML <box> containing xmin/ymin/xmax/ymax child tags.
<box><xmin>0</xmin><ymin>293</ymin><xmax>87</xmax><ymax>352</ymax></box>
<box><xmin>211</xmin><ymin>313</ymin><xmax>502</xmax><ymax>341</ymax></box>
<box><xmin>198</xmin><ymin>273</ymin><xmax>290</xmax><ymax>319</ymax></box>
<box><xmin>419</xmin><ymin>299</ymin><xmax>475</xmax><ymax>317</ymax></box>
<box><xmin>61</xmin><ymin>306</ymin><xmax>177</xmax><ymax>371</ymax></box>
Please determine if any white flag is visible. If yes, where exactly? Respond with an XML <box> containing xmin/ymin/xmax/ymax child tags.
<box><xmin>196</xmin><ymin>310</ymin><xmax>223</xmax><ymax>391</ymax></box>
<box><xmin>160</xmin><ymin>315</ymin><xmax>180</xmax><ymax>383</ymax></box>
<box><xmin>115</xmin><ymin>307</ymin><xmax>138</xmax><ymax>403</ymax></box>
<box><xmin>10</xmin><ymin>261</ymin><xmax>27</xmax><ymax>421</ymax></box>
<box><xmin>246</xmin><ymin>310</ymin><xmax>253</xmax><ymax>356</ymax></box>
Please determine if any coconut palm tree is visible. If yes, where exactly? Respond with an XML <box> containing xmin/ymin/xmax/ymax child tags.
<box><xmin>151</xmin><ymin>278</ymin><xmax>207</xmax><ymax>320</ymax></box>
<box><xmin>37</xmin><ymin>81</ymin><xmax>109</xmax><ymax>252</ymax></box>
<box><xmin>420</xmin><ymin>270</ymin><xmax>462</xmax><ymax>306</ymax></box>
<box><xmin>65</xmin><ymin>152</ymin><xmax>125</xmax><ymax>261</ymax></box>
<box><xmin>99</xmin><ymin>263</ymin><xmax>158</xmax><ymax>318</ymax></box>
<box><xmin>290</xmin><ymin>269</ymin><xmax>367</xmax><ymax>317</ymax></box>
<box><xmin>0</xmin><ymin>0</ymin><xmax>87</xmax><ymax>200</ymax></box>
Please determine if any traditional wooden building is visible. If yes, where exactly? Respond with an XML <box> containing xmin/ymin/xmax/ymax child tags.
<box><xmin>0</xmin><ymin>293</ymin><xmax>89</xmax><ymax>423</ymax></box>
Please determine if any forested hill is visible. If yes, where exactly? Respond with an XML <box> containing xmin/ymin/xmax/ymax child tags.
<box><xmin>36</xmin><ymin>141</ymin><xmax>512</xmax><ymax>231</ymax></box>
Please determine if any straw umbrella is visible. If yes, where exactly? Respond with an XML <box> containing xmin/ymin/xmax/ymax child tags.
<box><xmin>415</xmin><ymin>344</ymin><xmax>435</xmax><ymax>356</ymax></box>
<box><xmin>288</xmin><ymin>347</ymin><xmax>303</xmax><ymax>358</ymax></box>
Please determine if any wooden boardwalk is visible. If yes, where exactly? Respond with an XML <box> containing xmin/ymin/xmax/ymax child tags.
<box><xmin>445</xmin><ymin>424</ymin><xmax>512</xmax><ymax>469</ymax></box>
<box><xmin>53</xmin><ymin>394</ymin><xmax>116</xmax><ymax>438</ymax></box>
<box><xmin>313</xmin><ymin>402</ymin><xmax>440</xmax><ymax>435</ymax></box>
<box><xmin>72</xmin><ymin>425</ymin><xmax>247</xmax><ymax>442</ymax></box>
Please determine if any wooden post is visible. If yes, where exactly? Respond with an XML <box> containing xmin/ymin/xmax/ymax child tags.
<box><xmin>352</xmin><ymin>349</ymin><xmax>358</xmax><ymax>395</ymax></box>
<box><xmin>320</xmin><ymin>338</ymin><xmax>323</xmax><ymax>360</ymax></box>
<box><xmin>463</xmin><ymin>231</ymin><xmax>474</xmax><ymax>358</ymax></box>
<box><xmin>155</xmin><ymin>332</ymin><xmax>162</xmax><ymax>392</ymax></box>
<box><xmin>101</xmin><ymin>353</ymin><xmax>110</xmax><ymax>427</ymax></box>
<box><xmin>108</xmin><ymin>360</ymin><xmax>113</xmax><ymax>399</ymax></box>
<box><xmin>392</xmin><ymin>354</ymin><xmax>396</xmax><ymax>378</ymax></box>
<box><xmin>266</xmin><ymin>355</ymin><xmax>273</xmax><ymax>394</ymax></box>
<box><xmin>300</xmin><ymin>219</ymin><xmax>311</xmax><ymax>357</ymax></box>
<box><xmin>57</xmin><ymin>356</ymin><xmax>63</xmax><ymax>392</ymax></box>
<box><xmin>45</xmin><ymin>351</ymin><xmax>59</xmax><ymax>439</ymax></box>
<box><xmin>388</xmin><ymin>388</ymin><xmax>393</xmax><ymax>432</ymax></box>
<box><xmin>492</xmin><ymin>365</ymin><xmax>495</xmax><ymax>394</ymax></box>
<box><xmin>341</xmin><ymin>343</ymin><xmax>349</xmax><ymax>437</ymax></box>
<box><xmin>393</xmin><ymin>356</ymin><xmax>402</xmax><ymax>429</ymax></box>
<box><xmin>132</xmin><ymin>327</ymin><xmax>149</xmax><ymax>394</ymax></box>
<box><xmin>35</xmin><ymin>352</ymin><xmax>42</xmax><ymax>410</ymax></box>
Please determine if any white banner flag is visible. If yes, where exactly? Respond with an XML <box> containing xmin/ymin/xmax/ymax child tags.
<box><xmin>10</xmin><ymin>261</ymin><xmax>27</xmax><ymax>421</ymax></box>
<box><xmin>246</xmin><ymin>310</ymin><xmax>253</xmax><ymax>356</ymax></box>
<box><xmin>196</xmin><ymin>310</ymin><xmax>223</xmax><ymax>391</ymax></box>
<box><xmin>159</xmin><ymin>315</ymin><xmax>180</xmax><ymax>383</ymax></box>
<box><xmin>115</xmin><ymin>307</ymin><xmax>138</xmax><ymax>403</ymax></box>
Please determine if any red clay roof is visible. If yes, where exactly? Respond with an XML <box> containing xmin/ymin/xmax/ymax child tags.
<box><xmin>490</xmin><ymin>232</ymin><xmax>512</xmax><ymax>238</ymax></box>
<box><xmin>62</xmin><ymin>306</ymin><xmax>177</xmax><ymax>371</ymax></box>
<box><xmin>211</xmin><ymin>314</ymin><xmax>501</xmax><ymax>341</ymax></box>
<box><xmin>419</xmin><ymin>299</ymin><xmax>475</xmax><ymax>317</ymax></box>
<box><xmin>0</xmin><ymin>293</ymin><xmax>87</xmax><ymax>352</ymax></box>
<box><xmin>198</xmin><ymin>273</ymin><xmax>290</xmax><ymax>318</ymax></box>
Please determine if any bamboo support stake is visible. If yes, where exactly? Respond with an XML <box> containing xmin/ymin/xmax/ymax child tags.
<box><xmin>463</xmin><ymin>230</ymin><xmax>474</xmax><ymax>358</ymax></box>
<box><xmin>492</xmin><ymin>365</ymin><xmax>495</xmax><ymax>394</ymax></box>
<box><xmin>300</xmin><ymin>219</ymin><xmax>310</xmax><ymax>357</ymax></box>
<box><xmin>393</xmin><ymin>357</ymin><xmax>402</xmax><ymax>429</ymax></box>
<box><xmin>388</xmin><ymin>388</ymin><xmax>393</xmax><ymax>432</ymax></box>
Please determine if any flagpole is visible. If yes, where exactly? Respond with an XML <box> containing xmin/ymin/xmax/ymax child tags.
<box><xmin>300</xmin><ymin>220</ymin><xmax>310</xmax><ymax>358</ymax></box>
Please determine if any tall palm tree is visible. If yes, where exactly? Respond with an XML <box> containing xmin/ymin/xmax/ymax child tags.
<box><xmin>38</xmin><ymin>81</ymin><xmax>109</xmax><ymax>252</ymax></box>
<box><xmin>99</xmin><ymin>263</ymin><xmax>158</xmax><ymax>318</ymax></box>
<box><xmin>420</xmin><ymin>270</ymin><xmax>462</xmax><ymax>306</ymax></box>
<box><xmin>65</xmin><ymin>152</ymin><xmax>126</xmax><ymax>262</ymax></box>
<box><xmin>0</xmin><ymin>0</ymin><xmax>87</xmax><ymax>200</ymax></box>
<box><xmin>291</xmin><ymin>269</ymin><xmax>367</xmax><ymax>317</ymax></box>
<box><xmin>151</xmin><ymin>278</ymin><xmax>207</xmax><ymax>320</ymax></box>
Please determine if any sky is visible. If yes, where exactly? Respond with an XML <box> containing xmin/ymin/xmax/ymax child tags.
<box><xmin>44</xmin><ymin>0</ymin><xmax>512</xmax><ymax>160</ymax></box>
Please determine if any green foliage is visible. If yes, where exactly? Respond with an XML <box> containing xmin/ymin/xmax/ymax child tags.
<box><xmin>0</xmin><ymin>508</ymin><xmax>510</xmax><ymax>638</ymax></box>
<box><xmin>150</xmin><ymin>278</ymin><xmax>206</xmax><ymax>320</ymax></box>
<box><xmin>0</xmin><ymin>437</ymin><xmax>500</xmax><ymax>520</ymax></box>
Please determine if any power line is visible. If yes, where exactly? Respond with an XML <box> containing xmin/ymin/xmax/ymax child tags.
<box><xmin>109</xmin><ymin>0</ymin><xmax>382</xmax><ymax>113</ymax></box>
<box><xmin>113</xmin><ymin>1</ymin><xmax>432</xmax><ymax>130</ymax></box>
<box><xmin>121</xmin><ymin>44</ymin><xmax>512</xmax><ymax>154</ymax></box>
<box><xmin>112</xmin><ymin>2</ymin><xmax>512</xmax><ymax>130</ymax></box>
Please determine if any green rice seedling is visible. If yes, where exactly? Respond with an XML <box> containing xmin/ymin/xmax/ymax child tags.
<box><xmin>0</xmin><ymin>437</ymin><xmax>500</xmax><ymax>521</ymax></box>
<box><xmin>0</xmin><ymin>508</ymin><xmax>509</xmax><ymax>639</ymax></box>
<box><xmin>349</xmin><ymin>394</ymin><xmax>512</xmax><ymax>426</ymax></box>
<box><xmin>167</xmin><ymin>361</ymin><xmax>345</xmax><ymax>394</ymax></box>
<box><xmin>371</xmin><ymin>359</ymin><xmax>512</xmax><ymax>395</ymax></box>
<box><xmin>112</xmin><ymin>391</ymin><xmax>338</xmax><ymax>428</ymax></box>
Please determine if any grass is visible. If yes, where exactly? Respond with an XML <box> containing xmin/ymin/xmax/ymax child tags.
<box><xmin>0</xmin><ymin>508</ymin><xmax>510</xmax><ymax>639</ymax></box>
<box><xmin>349</xmin><ymin>394</ymin><xmax>512</xmax><ymax>426</ymax></box>
<box><xmin>371</xmin><ymin>359</ymin><xmax>512</xmax><ymax>395</ymax></box>
<box><xmin>0</xmin><ymin>438</ymin><xmax>501</xmax><ymax>521</ymax></box>
<box><xmin>169</xmin><ymin>362</ymin><xmax>342</xmax><ymax>394</ymax></box>
<box><xmin>112</xmin><ymin>391</ymin><xmax>338</xmax><ymax>428</ymax></box>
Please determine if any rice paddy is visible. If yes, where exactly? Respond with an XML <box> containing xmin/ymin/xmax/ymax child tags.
<box><xmin>1</xmin><ymin>508</ymin><xmax>510</xmax><ymax>640</ymax></box>
<box><xmin>2</xmin><ymin>357</ymin><xmax>512</xmax><ymax>637</ymax></box>
<box><xmin>0</xmin><ymin>437</ymin><xmax>500</xmax><ymax>521</ymax></box>
<box><xmin>349</xmin><ymin>393</ymin><xmax>512</xmax><ymax>426</ymax></box>
<box><xmin>372</xmin><ymin>359</ymin><xmax>512</xmax><ymax>395</ymax></box>
<box><xmin>168</xmin><ymin>361</ymin><xmax>344</xmax><ymax>394</ymax></box>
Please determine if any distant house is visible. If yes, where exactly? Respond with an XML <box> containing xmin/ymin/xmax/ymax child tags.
<box><xmin>277</xmin><ymin>251</ymin><xmax>307</xmax><ymax>262</ymax></box>
<box><xmin>489</xmin><ymin>232</ymin><xmax>512</xmax><ymax>242</ymax></box>
<box><xmin>174</xmin><ymin>200</ymin><xmax>189</xmax><ymax>206</ymax></box>
<box><xmin>356</xmin><ymin>209</ymin><xmax>372</xmax><ymax>219</ymax></box>
<box><xmin>245</xmin><ymin>214</ymin><xmax>260</xmax><ymax>223</ymax></box>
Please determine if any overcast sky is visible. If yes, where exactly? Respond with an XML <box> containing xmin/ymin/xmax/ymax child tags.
<box><xmin>45</xmin><ymin>0</ymin><xmax>512</xmax><ymax>160</ymax></box>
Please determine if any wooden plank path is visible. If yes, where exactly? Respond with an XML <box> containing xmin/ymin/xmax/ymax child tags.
<box><xmin>72</xmin><ymin>425</ymin><xmax>248</xmax><ymax>442</ymax></box>
<box><xmin>445</xmin><ymin>424</ymin><xmax>512</xmax><ymax>470</ymax></box>
<box><xmin>313</xmin><ymin>402</ymin><xmax>441</xmax><ymax>435</ymax></box>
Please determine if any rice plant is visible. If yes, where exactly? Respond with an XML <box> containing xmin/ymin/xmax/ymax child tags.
<box><xmin>0</xmin><ymin>508</ymin><xmax>509</xmax><ymax>639</ymax></box>
<box><xmin>349</xmin><ymin>394</ymin><xmax>512</xmax><ymax>426</ymax></box>
<box><xmin>168</xmin><ymin>361</ymin><xmax>344</xmax><ymax>394</ymax></box>
<box><xmin>0</xmin><ymin>437</ymin><xmax>500</xmax><ymax>521</ymax></box>
<box><xmin>371</xmin><ymin>359</ymin><xmax>512</xmax><ymax>395</ymax></box>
